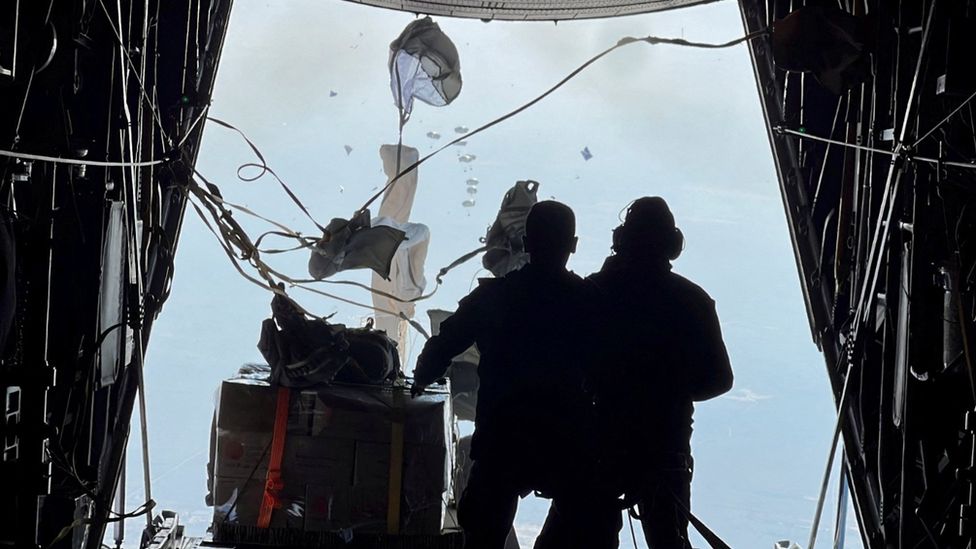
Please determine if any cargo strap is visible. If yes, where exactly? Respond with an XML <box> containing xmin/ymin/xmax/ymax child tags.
<box><xmin>386</xmin><ymin>390</ymin><xmax>406</xmax><ymax>534</ymax></box>
<box><xmin>258</xmin><ymin>386</ymin><xmax>291</xmax><ymax>528</ymax></box>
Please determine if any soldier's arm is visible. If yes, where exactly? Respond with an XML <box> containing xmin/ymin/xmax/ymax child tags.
<box><xmin>688</xmin><ymin>299</ymin><xmax>734</xmax><ymax>401</ymax></box>
<box><xmin>413</xmin><ymin>286</ymin><xmax>488</xmax><ymax>392</ymax></box>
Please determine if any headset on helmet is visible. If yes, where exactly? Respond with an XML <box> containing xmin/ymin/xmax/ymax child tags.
<box><xmin>611</xmin><ymin>197</ymin><xmax>684</xmax><ymax>261</ymax></box>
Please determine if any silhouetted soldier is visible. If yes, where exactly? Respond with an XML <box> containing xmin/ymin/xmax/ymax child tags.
<box><xmin>412</xmin><ymin>201</ymin><xmax>618</xmax><ymax>549</ymax></box>
<box><xmin>588</xmin><ymin>197</ymin><xmax>733</xmax><ymax>549</ymax></box>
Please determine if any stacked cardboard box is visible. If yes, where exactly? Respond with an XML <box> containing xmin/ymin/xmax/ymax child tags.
<box><xmin>212</xmin><ymin>379</ymin><xmax>453</xmax><ymax>538</ymax></box>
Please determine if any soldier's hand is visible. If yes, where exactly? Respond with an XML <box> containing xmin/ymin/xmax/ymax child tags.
<box><xmin>410</xmin><ymin>383</ymin><xmax>427</xmax><ymax>398</ymax></box>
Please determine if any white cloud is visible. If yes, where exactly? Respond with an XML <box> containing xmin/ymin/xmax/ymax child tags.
<box><xmin>724</xmin><ymin>388</ymin><xmax>773</xmax><ymax>403</ymax></box>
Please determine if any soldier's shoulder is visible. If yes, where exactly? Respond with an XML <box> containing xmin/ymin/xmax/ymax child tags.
<box><xmin>668</xmin><ymin>272</ymin><xmax>715</xmax><ymax>305</ymax></box>
<box><xmin>476</xmin><ymin>276</ymin><xmax>503</xmax><ymax>286</ymax></box>
<box><xmin>456</xmin><ymin>277</ymin><xmax>502</xmax><ymax>307</ymax></box>
<box><xmin>565</xmin><ymin>270</ymin><xmax>587</xmax><ymax>285</ymax></box>
<box><xmin>584</xmin><ymin>268</ymin><xmax>612</xmax><ymax>290</ymax></box>
<box><xmin>472</xmin><ymin>277</ymin><xmax>503</xmax><ymax>294</ymax></box>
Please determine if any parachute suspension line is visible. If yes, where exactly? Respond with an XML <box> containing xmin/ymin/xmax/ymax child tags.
<box><xmin>206</xmin><ymin>117</ymin><xmax>327</xmax><ymax>233</ymax></box>
<box><xmin>808</xmin><ymin>356</ymin><xmax>857</xmax><ymax>549</ymax></box>
<box><xmin>356</xmin><ymin>27</ymin><xmax>771</xmax><ymax>214</ymax></box>
<box><xmin>183</xmin><ymin>175</ymin><xmax>434</xmax><ymax>339</ymax></box>
<box><xmin>395</xmin><ymin>54</ymin><xmax>407</xmax><ymax>184</ymax></box>
<box><xmin>188</xmin><ymin>167</ymin><xmax>456</xmax><ymax>309</ymax></box>
<box><xmin>187</xmin><ymin>115</ymin><xmax>488</xmax><ymax>310</ymax></box>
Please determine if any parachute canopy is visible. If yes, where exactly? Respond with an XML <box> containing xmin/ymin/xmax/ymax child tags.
<box><xmin>482</xmin><ymin>180</ymin><xmax>539</xmax><ymax>277</ymax></box>
<box><xmin>390</xmin><ymin>17</ymin><xmax>462</xmax><ymax>116</ymax></box>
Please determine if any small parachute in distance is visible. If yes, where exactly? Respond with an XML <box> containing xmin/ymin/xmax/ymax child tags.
<box><xmin>580</xmin><ymin>146</ymin><xmax>593</xmax><ymax>161</ymax></box>
<box><xmin>344</xmin><ymin>145</ymin><xmax>353</xmax><ymax>155</ymax></box>
<box><xmin>389</xmin><ymin>17</ymin><xmax>462</xmax><ymax>116</ymax></box>
<box><xmin>466</xmin><ymin>186</ymin><xmax>478</xmax><ymax>195</ymax></box>
<box><xmin>454</xmin><ymin>125</ymin><xmax>469</xmax><ymax>134</ymax></box>
<box><xmin>462</xmin><ymin>199</ymin><xmax>476</xmax><ymax>207</ymax></box>
<box><xmin>329</xmin><ymin>90</ymin><xmax>338</xmax><ymax>97</ymax></box>
<box><xmin>426</xmin><ymin>131</ymin><xmax>441</xmax><ymax>139</ymax></box>
<box><xmin>458</xmin><ymin>154</ymin><xmax>476</xmax><ymax>163</ymax></box>
<box><xmin>452</xmin><ymin>140</ymin><xmax>468</xmax><ymax>147</ymax></box>
<box><xmin>466</xmin><ymin>178</ymin><xmax>479</xmax><ymax>186</ymax></box>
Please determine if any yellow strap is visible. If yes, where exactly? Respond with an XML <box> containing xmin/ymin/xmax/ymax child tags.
<box><xmin>386</xmin><ymin>390</ymin><xmax>406</xmax><ymax>534</ymax></box>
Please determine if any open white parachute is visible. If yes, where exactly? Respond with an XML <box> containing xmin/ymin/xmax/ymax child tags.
<box><xmin>389</xmin><ymin>17</ymin><xmax>462</xmax><ymax>118</ymax></box>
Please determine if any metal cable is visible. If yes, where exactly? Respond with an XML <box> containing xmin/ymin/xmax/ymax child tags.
<box><xmin>808</xmin><ymin>356</ymin><xmax>856</xmax><ymax>549</ymax></box>
<box><xmin>912</xmin><ymin>88</ymin><xmax>976</xmax><ymax>149</ymax></box>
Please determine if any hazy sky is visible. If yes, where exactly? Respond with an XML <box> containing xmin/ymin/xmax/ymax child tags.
<box><xmin>122</xmin><ymin>1</ymin><xmax>861</xmax><ymax>547</ymax></box>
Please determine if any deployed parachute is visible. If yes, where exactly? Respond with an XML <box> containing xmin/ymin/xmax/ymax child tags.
<box><xmin>482</xmin><ymin>180</ymin><xmax>539</xmax><ymax>277</ymax></box>
<box><xmin>389</xmin><ymin>17</ymin><xmax>462</xmax><ymax>118</ymax></box>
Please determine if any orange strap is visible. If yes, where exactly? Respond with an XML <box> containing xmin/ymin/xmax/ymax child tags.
<box><xmin>257</xmin><ymin>386</ymin><xmax>291</xmax><ymax>528</ymax></box>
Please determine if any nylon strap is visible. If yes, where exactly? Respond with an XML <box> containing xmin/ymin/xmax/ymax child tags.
<box><xmin>257</xmin><ymin>386</ymin><xmax>291</xmax><ymax>528</ymax></box>
<box><xmin>670</xmin><ymin>491</ymin><xmax>732</xmax><ymax>549</ymax></box>
<box><xmin>626</xmin><ymin>481</ymin><xmax>732</xmax><ymax>549</ymax></box>
<box><xmin>386</xmin><ymin>390</ymin><xmax>406</xmax><ymax>534</ymax></box>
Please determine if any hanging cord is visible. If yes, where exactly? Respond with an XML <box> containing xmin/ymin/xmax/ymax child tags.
<box><xmin>206</xmin><ymin>117</ymin><xmax>327</xmax><ymax>232</ymax></box>
<box><xmin>356</xmin><ymin>27</ymin><xmax>771</xmax><ymax>215</ymax></box>
<box><xmin>188</xmin><ymin>117</ymin><xmax>488</xmax><ymax>308</ymax></box>
<box><xmin>394</xmin><ymin>54</ymin><xmax>408</xmax><ymax>187</ymax></box>
<box><xmin>183</xmin><ymin>173</ymin><xmax>433</xmax><ymax>338</ymax></box>
<box><xmin>189</xmin><ymin>167</ymin><xmax>480</xmax><ymax>308</ymax></box>
<box><xmin>44</xmin><ymin>440</ymin><xmax>155</xmax><ymax>548</ymax></box>
<box><xmin>45</xmin><ymin>499</ymin><xmax>155</xmax><ymax>549</ymax></box>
